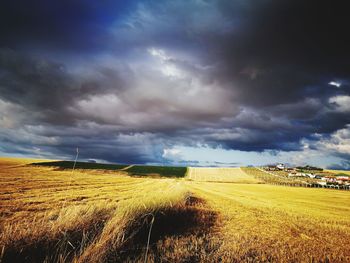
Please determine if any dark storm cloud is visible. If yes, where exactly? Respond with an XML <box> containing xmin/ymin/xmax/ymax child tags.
<box><xmin>206</xmin><ymin>0</ymin><xmax>350</xmax><ymax>106</ymax></box>
<box><xmin>0</xmin><ymin>0</ymin><xmax>349</xmax><ymax>165</ymax></box>
<box><xmin>327</xmin><ymin>161</ymin><xmax>350</xmax><ymax>170</ymax></box>
<box><xmin>0</xmin><ymin>125</ymin><xmax>164</xmax><ymax>164</ymax></box>
<box><xmin>113</xmin><ymin>0</ymin><xmax>350</xmax><ymax>108</ymax></box>
<box><xmin>204</xmin><ymin>0</ymin><xmax>350</xmax><ymax>151</ymax></box>
<box><xmin>0</xmin><ymin>48</ymin><xmax>129</xmax><ymax>125</ymax></box>
<box><xmin>0</xmin><ymin>0</ymin><xmax>138</xmax><ymax>51</ymax></box>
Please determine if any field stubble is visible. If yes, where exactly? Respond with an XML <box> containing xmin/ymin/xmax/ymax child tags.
<box><xmin>0</xmin><ymin>158</ymin><xmax>220</xmax><ymax>262</ymax></box>
<box><xmin>1</xmin><ymin>158</ymin><xmax>350</xmax><ymax>262</ymax></box>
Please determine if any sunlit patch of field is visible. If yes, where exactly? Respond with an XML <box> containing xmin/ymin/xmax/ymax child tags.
<box><xmin>0</xmin><ymin>157</ymin><xmax>54</xmax><ymax>168</ymax></box>
<box><xmin>187</xmin><ymin>181</ymin><xmax>350</xmax><ymax>262</ymax></box>
<box><xmin>187</xmin><ymin>167</ymin><xmax>262</xmax><ymax>183</ymax></box>
<box><xmin>327</xmin><ymin>169</ymin><xmax>350</xmax><ymax>175</ymax></box>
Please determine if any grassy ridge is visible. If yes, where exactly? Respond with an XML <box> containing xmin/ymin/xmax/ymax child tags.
<box><xmin>30</xmin><ymin>161</ymin><xmax>187</xmax><ymax>178</ymax></box>
<box><xmin>31</xmin><ymin>161</ymin><xmax>129</xmax><ymax>170</ymax></box>
<box><xmin>127</xmin><ymin>165</ymin><xmax>187</xmax><ymax>178</ymax></box>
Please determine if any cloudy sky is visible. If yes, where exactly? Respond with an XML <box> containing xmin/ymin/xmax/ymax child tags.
<box><xmin>1</xmin><ymin>0</ymin><xmax>349</xmax><ymax>168</ymax></box>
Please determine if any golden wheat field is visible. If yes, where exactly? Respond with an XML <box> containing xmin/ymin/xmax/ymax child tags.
<box><xmin>1</xmin><ymin>158</ymin><xmax>350</xmax><ymax>262</ymax></box>
<box><xmin>187</xmin><ymin>167</ymin><xmax>262</xmax><ymax>183</ymax></box>
<box><xmin>326</xmin><ymin>170</ymin><xmax>350</xmax><ymax>176</ymax></box>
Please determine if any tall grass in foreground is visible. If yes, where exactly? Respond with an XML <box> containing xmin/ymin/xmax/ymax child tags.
<box><xmin>76</xmin><ymin>184</ymin><xmax>189</xmax><ymax>262</ymax></box>
<box><xmin>1</xmin><ymin>181</ymin><xmax>189</xmax><ymax>262</ymax></box>
<box><xmin>0</xmin><ymin>159</ymin><xmax>193</xmax><ymax>262</ymax></box>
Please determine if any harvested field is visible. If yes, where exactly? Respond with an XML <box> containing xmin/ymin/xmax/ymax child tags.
<box><xmin>1</xmin><ymin>157</ymin><xmax>350</xmax><ymax>262</ymax></box>
<box><xmin>187</xmin><ymin>181</ymin><xmax>350</xmax><ymax>262</ymax></box>
<box><xmin>327</xmin><ymin>169</ymin><xmax>350</xmax><ymax>176</ymax></box>
<box><xmin>187</xmin><ymin>167</ymin><xmax>261</xmax><ymax>183</ymax></box>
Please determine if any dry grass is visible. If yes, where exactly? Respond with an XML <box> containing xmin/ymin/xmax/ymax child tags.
<box><xmin>1</xmin><ymin>158</ymin><xmax>350</xmax><ymax>262</ymax></box>
<box><xmin>188</xmin><ymin>181</ymin><xmax>350</xmax><ymax>262</ymax></box>
<box><xmin>187</xmin><ymin>167</ymin><xmax>261</xmax><ymax>183</ymax></box>
<box><xmin>0</xmin><ymin>157</ymin><xmax>53</xmax><ymax>168</ymax></box>
<box><xmin>0</xmin><ymin>158</ymin><xmax>193</xmax><ymax>262</ymax></box>
<box><xmin>327</xmin><ymin>169</ymin><xmax>350</xmax><ymax>175</ymax></box>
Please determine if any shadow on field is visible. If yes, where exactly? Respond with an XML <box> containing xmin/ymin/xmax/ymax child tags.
<box><xmin>1</xmin><ymin>196</ymin><xmax>221</xmax><ymax>263</ymax></box>
<box><xmin>109</xmin><ymin>196</ymin><xmax>221</xmax><ymax>263</ymax></box>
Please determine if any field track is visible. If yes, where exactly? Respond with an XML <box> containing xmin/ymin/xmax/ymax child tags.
<box><xmin>120</xmin><ymin>164</ymin><xmax>135</xmax><ymax>170</ymax></box>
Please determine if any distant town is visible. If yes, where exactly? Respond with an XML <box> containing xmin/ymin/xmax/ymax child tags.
<box><xmin>260</xmin><ymin>164</ymin><xmax>350</xmax><ymax>189</ymax></box>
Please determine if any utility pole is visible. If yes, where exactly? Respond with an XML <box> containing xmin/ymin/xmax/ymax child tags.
<box><xmin>72</xmin><ymin>147</ymin><xmax>79</xmax><ymax>174</ymax></box>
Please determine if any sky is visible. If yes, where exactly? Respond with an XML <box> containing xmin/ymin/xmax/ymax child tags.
<box><xmin>0</xmin><ymin>0</ymin><xmax>350</xmax><ymax>168</ymax></box>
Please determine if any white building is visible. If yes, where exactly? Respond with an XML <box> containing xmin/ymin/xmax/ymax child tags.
<box><xmin>276</xmin><ymin>163</ymin><xmax>285</xmax><ymax>170</ymax></box>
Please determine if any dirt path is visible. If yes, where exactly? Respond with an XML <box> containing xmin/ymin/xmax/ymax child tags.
<box><xmin>120</xmin><ymin>164</ymin><xmax>135</xmax><ymax>171</ymax></box>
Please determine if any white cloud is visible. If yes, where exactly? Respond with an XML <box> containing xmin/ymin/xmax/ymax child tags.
<box><xmin>328</xmin><ymin>81</ymin><xmax>342</xmax><ymax>87</ymax></box>
<box><xmin>148</xmin><ymin>47</ymin><xmax>185</xmax><ymax>77</ymax></box>
<box><xmin>148</xmin><ymin>48</ymin><xmax>170</xmax><ymax>60</ymax></box>
<box><xmin>317</xmin><ymin>125</ymin><xmax>350</xmax><ymax>155</ymax></box>
<box><xmin>329</xmin><ymin>95</ymin><xmax>350</xmax><ymax>112</ymax></box>
<box><xmin>162</xmin><ymin>148</ymin><xmax>183</xmax><ymax>160</ymax></box>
